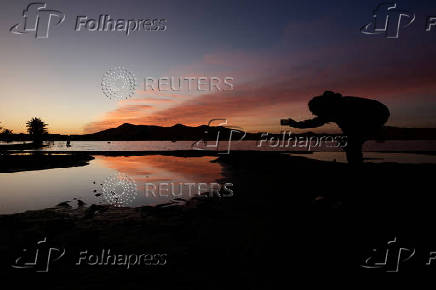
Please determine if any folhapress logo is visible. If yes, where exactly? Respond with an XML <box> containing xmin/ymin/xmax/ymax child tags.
<box><xmin>361</xmin><ymin>3</ymin><xmax>415</xmax><ymax>38</ymax></box>
<box><xmin>10</xmin><ymin>2</ymin><xmax>167</xmax><ymax>39</ymax></box>
<box><xmin>10</xmin><ymin>2</ymin><xmax>65</xmax><ymax>39</ymax></box>
<box><xmin>361</xmin><ymin>237</ymin><xmax>415</xmax><ymax>272</ymax></box>
<box><xmin>11</xmin><ymin>237</ymin><xmax>66</xmax><ymax>272</ymax></box>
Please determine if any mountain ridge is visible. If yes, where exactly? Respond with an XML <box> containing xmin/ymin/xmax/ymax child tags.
<box><xmin>4</xmin><ymin>123</ymin><xmax>436</xmax><ymax>141</ymax></box>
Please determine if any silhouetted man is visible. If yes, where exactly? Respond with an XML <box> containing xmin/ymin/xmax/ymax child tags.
<box><xmin>281</xmin><ymin>91</ymin><xmax>390</xmax><ymax>164</ymax></box>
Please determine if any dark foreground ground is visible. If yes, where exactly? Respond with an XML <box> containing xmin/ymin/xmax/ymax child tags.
<box><xmin>0</xmin><ymin>152</ymin><xmax>436</xmax><ymax>288</ymax></box>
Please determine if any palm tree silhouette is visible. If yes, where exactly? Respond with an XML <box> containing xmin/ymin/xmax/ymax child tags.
<box><xmin>26</xmin><ymin>117</ymin><xmax>48</xmax><ymax>145</ymax></box>
<box><xmin>1</xmin><ymin>129</ymin><xmax>14</xmax><ymax>143</ymax></box>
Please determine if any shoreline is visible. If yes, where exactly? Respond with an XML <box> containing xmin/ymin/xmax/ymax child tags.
<box><xmin>1</xmin><ymin>152</ymin><xmax>436</xmax><ymax>285</ymax></box>
<box><xmin>1</xmin><ymin>149</ymin><xmax>436</xmax><ymax>173</ymax></box>
<box><xmin>0</xmin><ymin>153</ymin><xmax>94</xmax><ymax>173</ymax></box>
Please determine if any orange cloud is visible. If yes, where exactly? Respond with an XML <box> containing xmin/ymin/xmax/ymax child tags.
<box><xmin>84</xmin><ymin>37</ymin><xmax>436</xmax><ymax>133</ymax></box>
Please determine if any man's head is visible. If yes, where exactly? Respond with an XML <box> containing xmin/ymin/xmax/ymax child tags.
<box><xmin>309</xmin><ymin>91</ymin><xmax>342</xmax><ymax>117</ymax></box>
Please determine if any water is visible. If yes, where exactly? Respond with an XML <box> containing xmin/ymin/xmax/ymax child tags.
<box><xmin>17</xmin><ymin>140</ymin><xmax>436</xmax><ymax>152</ymax></box>
<box><xmin>303</xmin><ymin>152</ymin><xmax>436</xmax><ymax>164</ymax></box>
<box><xmin>0</xmin><ymin>155</ymin><xmax>223</xmax><ymax>214</ymax></box>
<box><xmin>0</xmin><ymin>141</ymin><xmax>31</xmax><ymax>145</ymax></box>
<box><xmin>1</xmin><ymin>140</ymin><xmax>435</xmax><ymax>214</ymax></box>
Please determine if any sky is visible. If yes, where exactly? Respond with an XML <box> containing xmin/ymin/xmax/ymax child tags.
<box><xmin>1</xmin><ymin>0</ymin><xmax>436</xmax><ymax>134</ymax></box>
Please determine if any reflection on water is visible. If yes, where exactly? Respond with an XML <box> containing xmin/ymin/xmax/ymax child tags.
<box><xmin>302</xmin><ymin>152</ymin><xmax>436</xmax><ymax>164</ymax></box>
<box><xmin>0</xmin><ymin>152</ymin><xmax>435</xmax><ymax>214</ymax></box>
<box><xmin>97</xmin><ymin>155</ymin><xmax>225</xmax><ymax>206</ymax></box>
<box><xmin>0</xmin><ymin>141</ymin><xmax>31</xmax><ymax>145</ymax></box>
<box><xmin>0</xmin><ymin>155</ymin><xmax>223</xmax><ymax>214</ymax></box>
<box><xmin>19</xmin><ymin>140</ymin><xmax>436</xmax><ymax>152</ymax></box>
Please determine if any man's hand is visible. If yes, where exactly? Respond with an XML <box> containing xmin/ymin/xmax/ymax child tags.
<box><xmin>280</xmin><ymin>119</ymin><xmax>289</xmax><ymax>126</ymax></box>
<box><xmin>280</xmin><ymin>118</ymin><xmax>298</xmax><ymax>127</ymax></box>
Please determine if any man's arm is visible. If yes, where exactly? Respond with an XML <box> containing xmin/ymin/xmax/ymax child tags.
<box><xmin>282</xmin><ymin>117</ymin><xmax>326</xmax><ymax>129</ymax></box>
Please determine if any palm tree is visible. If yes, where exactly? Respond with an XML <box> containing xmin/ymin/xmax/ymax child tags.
<box><xmin>26</xmin><ymin>117</ymin><xmax>48</xmax><ymax>145</ymax></box>
<box><xmin>1</xmin><ymin>129</ymin><xmax>13</xmax><ymax>142</ymax></box>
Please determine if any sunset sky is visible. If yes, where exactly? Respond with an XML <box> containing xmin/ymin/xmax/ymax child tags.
<box><xmin>1</xmin><ymin>0</ymin><xmax>436</xmax><ymax>134</ymax></box>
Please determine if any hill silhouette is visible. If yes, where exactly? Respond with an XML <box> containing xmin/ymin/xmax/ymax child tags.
<box><xmin>76</xmin><ymin>123</ymin><xmax>436</xmax><ymax>141</ymax></box>
<box><xmin>78</xmin><ymin>123</ymin><xmax>253</xmax><ymax>141</ymax></box>
<box><xmin>2</xmin><ymin>123</ymin><xmax>436</xmax><ymax>141</ymax></box>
